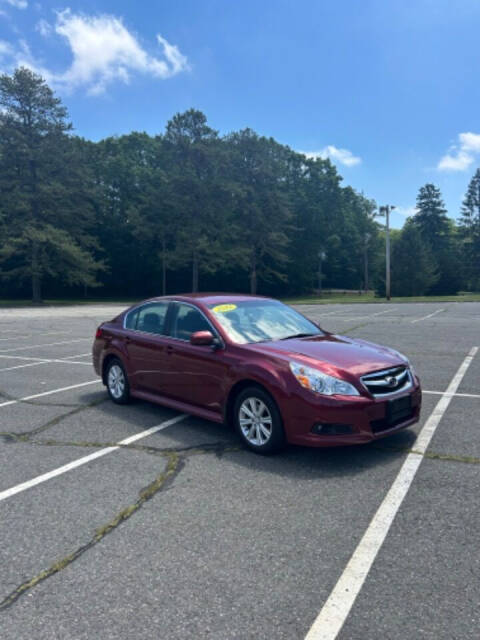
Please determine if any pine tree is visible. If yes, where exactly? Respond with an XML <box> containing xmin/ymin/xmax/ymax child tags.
<box><xmin>163</xmin><ymin>109</ymin><xmax>230</xmax><ymax>292</ymax></box>
<box><xmin>414</xmin><ymin>184</ymin><xmax>449</xmax><ymax>244</ymax></box>
<box><xmin>461</xmin><ymin>169</ymin><xmax>480</xmax><ymax>229</ymax></box>
<box><xmin>390</xmin><ymin>222</ymin><xmax>438</xmax><ymax>296</ymax></box>
<box><xmin>460</xmin><ymin>169</ymin><xmax>480</xmax><ymax>289</ymax></box>
<box><xmin>0</xmin><ymin>67</ymin><xmax>104</xmax><ymax>302</ymax></box>
<box><xmin>413</xmin><ymin>183</ymin><xmax>461</xmax><ymax>294</ymax></box>
<box><xmin>225</xmin><ymin>129</ymin><xmax>292</xmax><ymax>294</ymax></box>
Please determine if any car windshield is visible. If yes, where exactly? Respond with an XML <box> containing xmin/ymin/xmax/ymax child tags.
<box><xmin>207</xmin><ymin>300</ymin><xmax>323</xmax><ymax>344</ymax></box>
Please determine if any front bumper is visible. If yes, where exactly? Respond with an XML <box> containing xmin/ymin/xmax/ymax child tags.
<box><xmin>281</xmin><ymin>383</ymin><xmax>422</xmax><ymax>447</ymax></box>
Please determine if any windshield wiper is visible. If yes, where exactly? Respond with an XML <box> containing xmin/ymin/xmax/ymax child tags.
<box><xmin>279</xmin><ymin>332</ymin><xmax>318</xmax><ymax>340</ymax></box>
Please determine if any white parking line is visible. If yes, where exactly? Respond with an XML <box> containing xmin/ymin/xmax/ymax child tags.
<box><xmin>0</xmin><ymin>354</ymin><xmax>52</xmax><ymax>362</ymax></box>
<box><xmin>305</xmin><ymin>346</ymin><xmax>478</xmax><ymax>640</ymax></box>
<box><xmin>0</xmin><ymin>352</ymin><xmax>93</xmax><ymax>372</ymax></box>
<box><xmin>0</xmin><ymin>362</ymin><xmax>48</xmax><ymax>373</ymax></box>
<box><xmin>423</xmin><ymin>389</ymin><xmax>480</xmax><ymax>399</ymax></box>
<box><xmin>0</xmin><ymin>360</ymin><xmax>92</xmax><ymax>372</ymax></box>
<box><xmin>369</xmin><ymin>309</ymin><xmax>393</xmax><ymax>317</ymax></box>
<box><xmin>36</xmin><ymin>358</ymin><xmax>92</xmax><ymax>366</ymax></box>
<box><xmin>411</xmin><ymin>308</ymin><xmax>444</xmax><ymax>323</ymax></box>
<box><xmin>0</xmin><ymin>338</ymin><xmax>91</xmax><ymax>353</ymax></box>
<box><xmin>0</xmin><ymin>353</ymin><xmax>91</xmax><ymax>362</ymax></box>
<box><xmin>0</xmin><ymin>414</ymin><xmax>187</xmax><ymax>503</ymax></box>
<box><xmin>317</xmin><ymin>311</ymin><xmax>345</xmax><ymax>317</ymax></box>
<box><xmin>0</xmin><ymin>379</ymin><xmax>102</xmax><ymax>409</ymax></box>
<box><xmin>324</xmin><ymin>309</ymin><xmax>394</xmax><ymax>321</ymax></box>
<box><xmin>0</xmin><ymin>331</ymin><xmax>72</xmax><ymax>341</ymax></box>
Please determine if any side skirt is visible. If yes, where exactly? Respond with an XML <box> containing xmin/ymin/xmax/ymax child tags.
<box><xmin>131</xmin><ymin>389</ymin><xmax>224</xmax><ymax>424</ymax></box>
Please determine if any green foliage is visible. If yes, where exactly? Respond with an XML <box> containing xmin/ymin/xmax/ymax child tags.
<box><xmin>225</xmin><ymin>129</ymin><xmax>293</xmax><ymax>293</ymax></box>
<box><xmin>0</xmin><ymin>225</ymin><xmax>102</xmax><ymax>287</ymax></box>
<box><xmin>0</xmin><ymin>67</ymin><xmax>104</xmax><ymax>301</ymax></box>
<box><xmin>460</xmin><ymin>168</ymin><xmax>480</xmax><ymax>289</ymax></box>
<box><xmin>0</xmin><ymin>68</ymin><xmax>476</xmax><ymax>301</ymax></box>
<box><xmin>387</xmin><ymin>222</ymin><xmax>438</xmax><ymax>296</ymax></box>
<box><xmin>412</xmin><ymin>183</ymin><xmax>462</xmax><ymax>295</ymax></box>
<box><xmin>414</xmin><ymin>183</ymin><xmax>449</xmax><ymax>243</ymax></box>
<box><xmin>163</xmin><ymin>110</ymin><xmax>229</xmax><ymax>291</ymax></box>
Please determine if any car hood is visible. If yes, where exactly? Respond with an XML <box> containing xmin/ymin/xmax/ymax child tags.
<box><xmin>246</xmin><ymin>334</ymin><xmax>407</xmax><ymax>377</ymax></box>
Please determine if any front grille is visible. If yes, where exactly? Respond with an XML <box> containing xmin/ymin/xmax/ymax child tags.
<box><xmin>361</xmin><ymin>366</ymin><xmax>411</xmax><ymax>397</ymax></box>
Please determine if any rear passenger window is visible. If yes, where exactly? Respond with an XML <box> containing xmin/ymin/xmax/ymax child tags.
<box><xmin>125</xmin><ymin>309</ymin><xmax>139</xmax><ymax>329</ymax></box>
<box><xmin>130</xmin><ymin>302</ymin><xmax>169</xmax><ymax>335</ymax></box>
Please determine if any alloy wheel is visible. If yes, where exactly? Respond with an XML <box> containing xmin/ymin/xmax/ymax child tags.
<box><xmin>108</xmin><ymin>364</ymin><xmax>125</xmax><ymax>400</ymax></box>
<box><xmin>239</xmin><ymin>397</ymin><xmax>273</xmax><ymax>446</ymax></box>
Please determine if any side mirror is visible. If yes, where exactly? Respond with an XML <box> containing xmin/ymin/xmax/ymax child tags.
<box><xmin>190</xmin><ymin>330</ymin><xmax>215</xmax><ymax>346</ymax></box>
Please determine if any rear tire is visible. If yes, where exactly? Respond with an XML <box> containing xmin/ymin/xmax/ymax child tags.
<box><xmin>106</xmin><ymin>358</ymin><xmax>131</xmax><ymax>405</ymax></box>
<box><xmin>233</xmin><ymin>386</ymin><xmax>285</xmax><ymax>454</ymax></box>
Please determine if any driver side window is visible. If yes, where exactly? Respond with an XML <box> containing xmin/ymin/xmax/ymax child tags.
<box><xmin>172</xmin><ymin>303</ymin><xmax>212</xmax><ymax>341</ymax></box>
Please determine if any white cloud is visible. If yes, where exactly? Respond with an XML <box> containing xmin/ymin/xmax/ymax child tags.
<box><xmin>459</xmin><ymin>132</ymin><xmax>480</xmax><ymax>152</ymax></box>
<box><xmin>0</xmin><ymin>40</ymin><xmax>13</xmax><ymax>56</ymax></box>
<box><xmin>300</xmin><ymin>145</ymin><xmax>362</xmax><ymax>167</ymax></box>
<box><xmin>35</xmin><ymin>18</ymin><xmax>52</xmax><ymax>37</ymax></box>
<box><xmin>0</xmin><ymin>9</ymin><xmax>189</xmax><ymax>95</ymax></box>
<box><xmin>53</xmin><ymin>10</ymin><xmax>189</xmax><ymax>94</ymax></box>
<box><xmin>2</xmin><ymin>0</ymin><xmax>28</xmax><ymax>9</ymax></box>
<box><xmin>394</xmin><ymin>206</ymin><xmax>418</xmax><ymax>218</ymax></box>
<box><xmin>438</xmin><ymin>151</ymin><xmax>472</xmax><ymax>171</ymax></box>
<box><xmin>0</xmin><ymin>36</ymin><xmax>45</xmax><ymax>75</ymax></box>
<box><xmin>437</xmin><ymin>132</ymin><xmax>480</xmax><ymax>171</ymax></box>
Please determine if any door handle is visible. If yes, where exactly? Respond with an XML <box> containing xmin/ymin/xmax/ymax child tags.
<box><xmin>125</xmin><ymin>336</ymin><xmax>131</xmax><ymax>344</ymax></box>
<box><xmin>166</xmin><ymin>345</ymin><xmax>174</xmax><ymax>354</ymax></box>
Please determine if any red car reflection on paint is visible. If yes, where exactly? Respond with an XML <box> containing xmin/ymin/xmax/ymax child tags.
<box><xmin>92</xmin><ymin>294</ymin><xmax>421</xmax><ymax>454</ymax></box>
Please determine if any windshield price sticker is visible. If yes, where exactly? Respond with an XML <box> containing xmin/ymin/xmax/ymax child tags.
<box><xmin>212</xmin><ymin>304</ymin><xmax>237</xmax><ymax>313</ymax></box>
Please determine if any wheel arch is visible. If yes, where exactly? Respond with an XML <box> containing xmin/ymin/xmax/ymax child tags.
<box><xmin>225</xmin><ymin>379</ymin><xmax>280</xmax><ymax>427</ymax></box>
<box><xmin>102</xmin><ymin>353</ymin><xmax>123</xmax><ymax>385</ymax></box>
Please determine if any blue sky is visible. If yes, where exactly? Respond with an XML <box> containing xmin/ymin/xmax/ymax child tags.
<box><xmin>1</xmin><ymin>0</ymin><xmax>479</xmax><ymax>228</ymax></box>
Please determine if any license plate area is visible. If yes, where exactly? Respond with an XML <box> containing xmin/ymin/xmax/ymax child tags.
<box><xmin>387</xmin><ymin>395</ymin><xmax>412</xmax><ymax>425</ymax></box>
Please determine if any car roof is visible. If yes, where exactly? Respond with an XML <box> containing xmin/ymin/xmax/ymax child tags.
<box><xmin>142</xmin><ymin>293</ymin><xmax>271</xmax><ymax>305</ymax></box>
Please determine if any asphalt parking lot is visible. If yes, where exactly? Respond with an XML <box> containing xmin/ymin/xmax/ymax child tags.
<box><xmin>0</xmin><ymin>301</ymin><xmax>479</xmax><ymax>640</ymax></box>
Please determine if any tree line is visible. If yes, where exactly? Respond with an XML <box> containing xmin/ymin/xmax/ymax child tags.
<box><xmin>0</xmin><ymin>68</ymin><xmax>479</xmax><ymax>302</ymax></box>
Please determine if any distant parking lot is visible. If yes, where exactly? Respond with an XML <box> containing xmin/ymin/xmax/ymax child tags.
<box><xmin>0</xmin><ymin>301</ymin><xmax>479</xmax><ymax>639</ymax></box>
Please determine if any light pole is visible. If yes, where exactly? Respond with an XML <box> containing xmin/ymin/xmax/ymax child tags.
<box><xmin>379</xmin><ymin>205</ymin><xmax>395</xmax><ymax>300</ymax></box>
<box><xmin>318</xmin><ymin>249</ymin><xmax>326</xmax><ymax>296</ymax></box>
<box><xmin>363</xmin><ymin>232</ymin><xmax>371</xmax><ymax>293</ymax></box>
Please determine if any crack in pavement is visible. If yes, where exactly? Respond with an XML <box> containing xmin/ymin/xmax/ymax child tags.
<box><xmin>28</xmin><ymin>437</ymin><xmax>241</xmax><ymax>458</ymax></box>
<box><xmin>339</xmin><ymin>322</ymin><xmax>370</xmax><ymax>334</ymax></box>
<box><xmin>0</xmin><ymin>397</ymin><xmax>108</xmax><ymax>442</ymax></box>
<box><xmin>0</xmin><ymin>438</ymin><xmax>238</xmax><ymax>611</ymax></box>
<box><xmin>0</xmin><ymin>386</ymin><xmax>103</xmax><ymax>409</ymax></box>
<box><xmin>373</xmin><ymin>444</ymin><xmax>480</xmax><ymax>465</ymax></box>
<box><xmin>0</xmin><ymin>429</ymin><xmax>476</xmax><ymax>611</ymax></box>
<box><xmin>0</xmin><ymin>371</ymin><xmax>475</xmax><ymax>613</ymax></box>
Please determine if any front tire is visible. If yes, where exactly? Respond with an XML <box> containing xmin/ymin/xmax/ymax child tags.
<box><xmin>106</xmin><ymin>358</ymin><xmax>131</xmax><ymax>405</ymax></box>
<box><xmin>233</xmin><ymin>386</ymin><xmax>285</xmax><ymax>454</ymax></box>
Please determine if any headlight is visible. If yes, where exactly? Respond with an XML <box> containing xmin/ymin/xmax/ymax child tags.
<box><xmin>289</xmin><ymin>362</ymin><xmax>359</xmax><ymax>396</ymax></box>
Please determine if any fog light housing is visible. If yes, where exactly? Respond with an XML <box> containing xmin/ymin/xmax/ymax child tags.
<box><xmin>312</xmin><ymin>423</ymin><xmax>353</xmax><ymax>435</ymax></box>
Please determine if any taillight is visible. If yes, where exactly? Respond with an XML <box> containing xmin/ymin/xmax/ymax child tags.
<box><xmin>95</xmin><ymin>327</ymin><xmax>103</xmax><ymax>339</ymax></box>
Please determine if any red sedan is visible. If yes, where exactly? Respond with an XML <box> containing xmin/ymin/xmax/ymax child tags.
<box><xmin>92</xmin><ymin>294</ymin><xmax>421</xmax><ymax>453</ymax></box>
